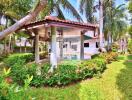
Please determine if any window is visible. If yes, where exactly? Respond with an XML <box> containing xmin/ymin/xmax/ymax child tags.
<box><xmin>96</xmin><ymin>42</ymin><xmax>99</xmax><ymax>48</ymax></box>
<box><xmin>63</xmin><ymin>44</ymin><xmax>67</xmax><ymax>48</ymax></box>
<box><xmin>71</xmin><ymin>45</ymin><xmax>77</xmax><ymax>51</ymax></box>
<box><xmin>84</xmin><ymin>43</ymin><xmax>89</xmax><ymax>47</ymax></box>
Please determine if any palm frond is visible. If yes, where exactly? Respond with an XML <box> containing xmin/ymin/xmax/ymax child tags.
<box><xmin>58</xmin><ymin>0</ymin><xmax>82</xmax><ymax>22</ymax></box>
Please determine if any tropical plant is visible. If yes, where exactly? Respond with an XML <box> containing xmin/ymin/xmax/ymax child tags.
<box><xmin>79</xmin><ymin>0</ymin><xmax>95</xmax><ymax>23</ymax></box>
<box><xmin>0</xmin><ymin>68</ymin><xmax>33</xmax><ymax>100</ymax></box>
<box><xmin>104</xmin><ymin>2</ymin><xmax>127</xmax><ymax>50</ymax></box>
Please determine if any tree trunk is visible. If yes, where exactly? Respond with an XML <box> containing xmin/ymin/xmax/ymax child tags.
<box><xmin>59</xmin><ymin>30</ymin><xmax>63</xmax><ymax>60</ymax></box>
<box><xmin>0</xmin><ymin>0</ymin><xmax>48</xmax><ymax>40</ymax></box>
<box><xmin>99</xmin><ymin>0</ymin><xmax>104</xmax><ymax>48</ymax></box>
<box><xmin>107</xmin><ymin>32</ymin><xmax>111</xmax><ymax>51</ymax></box>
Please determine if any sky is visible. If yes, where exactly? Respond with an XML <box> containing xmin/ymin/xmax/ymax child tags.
<box><xmin>62</xmin><ymin>0</ymin><xmax>128</xmax><ymax>22</ymax></box>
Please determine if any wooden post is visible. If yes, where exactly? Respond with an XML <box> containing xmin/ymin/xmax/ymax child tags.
<box><xmin>35</xmin><ymin>33</ymin><xmax>40</xmax><ymax>63</ymax></box>
<box><xmin>80</xmin><ymin>31</ymin><xmax>84</xmax><ymax>60</ymax></box>
<box><xmin>49</xmin><ymin>26</ymin><xmax>57</xmax><ymax>72</ymax></box>
<box><xmin>60</xmin><ymin>29</ymin><xmax>63</xmax><ymax>59</ymax></box>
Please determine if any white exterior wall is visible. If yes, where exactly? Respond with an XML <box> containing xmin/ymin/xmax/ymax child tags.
<box><xmin>56</xmin><ymin>29</ymin><xmax>100</xmax><ymax>60</ymax></box>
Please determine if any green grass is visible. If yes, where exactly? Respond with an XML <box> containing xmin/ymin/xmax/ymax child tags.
<box><xmin>28</xmin><ymin>55</ymin><xmax>132</xmax><ymax>100</ymax></box>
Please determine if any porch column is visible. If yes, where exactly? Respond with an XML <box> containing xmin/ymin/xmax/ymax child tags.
<box><xmin>35</xmin><ymin>33</ymin><xmax>40</xmax><ymax>63</ymax></box>
<box><xmin>80</xmin><ymin>31</ymin><xmax>84</xmax><ymax>60</ymax></box>
<box><xmin>60</xmin><ymin>29</ymin><xmax>63</xmax><ymax>59</ymax></box>
<box><xmin>49</xmin><ymin>26</ymin><xmax>57</xmax><ymax>72</ymax></box>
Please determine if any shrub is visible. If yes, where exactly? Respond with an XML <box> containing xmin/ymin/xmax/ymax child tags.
<box><xmin>0</xmin><ymin>53</ymin><xmax>8</xmax><ymax>62</ymax></box>
<box><xmin>78</xmin><ymin>58</ymin><xmax>106</xmax><ymax>79</ymax></box>
<box><xmin>4</xmin><ymin>53</ymin><xmax>34</xmax><ymax>67</ymax></box>
<box><xmin>49</xmin><ymin>64</ymin><xmax>78</xmax><ymax>86</ymax></box>
<box><xmin>0</xmin><ymin>68</ymin><xmax>33</xmax><ymax>100</ymax></box>
<box><xmin>99</xmin><ymin>52</ymin><xmax>118</xmax><ymax>64</ymax></box>
<box><xmin>7</xmin><ymin>53</ymin><xmax>109</xmax><ymax>87</ymax></box>
<box><xmin>128</xmin><ymin>39</ymin><xmax>132</xmax><ymax>54</ymax></box>
<box><xmin>10</xmin><ymin>60</ymin><xmax>28</xmax><ymax>85</ymax></box>
<box><xmin>111</xmin><ymin>43</ymin><xmax>119</xmax><ymax>52</ymax></box>
<box><xmin>31</xmin><ymin>63</ymin><xmax>50</xmax><ymax>87</ymax></box>
<box><xmin>40</xmin><ymin>52</ymin><xmax>48</xmax><ymax>59</ymax></box>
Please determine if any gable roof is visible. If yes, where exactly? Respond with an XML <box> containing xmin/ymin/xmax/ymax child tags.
<box><xmin>20</xmin><ymin>16</ymin><xmax>99</xmax><ymax>31</ymax></box>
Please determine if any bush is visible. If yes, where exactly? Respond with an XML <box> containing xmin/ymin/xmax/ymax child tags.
<box><xmin>10</xmin><ymin>60</ymin><xmax>28</xmax><ymax>85</ymax></box>
<box><xmin>7</xmin><ymin>53</ymin><xmax>116</xmax><ymax>87</ymax></box>
<box><xmin>99</xmin><ymin>52</ymin><xmax>118</xmax><ymax>64</ymax></box>
<box><xmin>31</xmin><ymin>63</ymin><xmax>50</xmax><ymax>87</ymax></box>
<box><xmin>29</xmin><ymin>58</ymin><xmax>106</xmax><ymax>87</ymax></box>
<box><xmin>47</xmin><ymin>64</ymin><xmax>78</xmax><ymax>86</ymax></box>
<box><xmin>4</xmin><ymin>53</ymin><xmax>34</xmax><ymax>67</ymax></box>
<box><xmin>0</xmin><ymin>68</ymin><xmax>33</xmax><ymax>100</ymax></box>
<box><xmin>111</xmin><ymin>43</ymin><xmax>119</xmax><ymax>52</ymax></box>
<box><xmin>128</xmin><ymin>39</ymin><xmax>132</xmax><ymax>54</ymax></box>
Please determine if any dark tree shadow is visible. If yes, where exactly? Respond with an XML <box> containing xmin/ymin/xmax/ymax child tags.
<box><xmin>116</xmin><ymin>55</ymin><xmax>132</xmax><ymax>100</ymax></box>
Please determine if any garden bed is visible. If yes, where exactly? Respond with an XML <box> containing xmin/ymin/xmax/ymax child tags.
<box><xmin>0</xmin><ymin>52</ymin><xmax>118</xmax><ymax>87</ymax></box>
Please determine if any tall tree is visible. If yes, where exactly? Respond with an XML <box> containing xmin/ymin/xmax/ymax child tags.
<box><xmin>79</xmin><ymin>0</ymin><xmax>95</xmax><ymax>23</ymax></box>
<box><xmin>104</xmin><ymin>3</ymin><xmax>127</xmax><ymax>49</ymax></box>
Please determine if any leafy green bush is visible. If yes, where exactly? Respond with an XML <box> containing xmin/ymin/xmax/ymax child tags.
<box><xmin>10</xmin><ymin>60</ymin><xmax>28</xmax><ymax>85</ymax></box>
<box><xmin>7</xmin><ymin>54</ymin><xmax>108</xmax><ymax>87</ymax></box>
<box><xmin>111</xmin><ymin>43</ymin><xmax>119</xmax><ymax>52</ymax></box>
<box><xmin>29</xmin><ymin>58</ymin><xmax>106</xmax><ymax>87</ymax></box>
<box><xmin>4</xmin><ymin>53</ymin><xmax>34</xmax><ymax>67</ymax></box>
<box><xmin>128</xmin><ymin>39</ymin><xmax>132</xmax><ymax>54</ymax></box>
<box><xmin>48</xmin><ymin>64</ymin><xmax>78</xmax><ymax>86</ymax></box>
<box><xmin>31</xmin><ymin>63</ymin><xmax>50</xmax><ymax>87</ymax></box>
<box><xmin>0</xmin><ymin>68</ymin><xmax>33</xmax><ymax>100</ymax></box>
<box><xmin>99</xmin><ymin>52</ymin><xmax>118</xmax><ymax>63</ymax></box>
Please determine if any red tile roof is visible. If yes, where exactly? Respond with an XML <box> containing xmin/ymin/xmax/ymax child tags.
<box><xmin>21</xmin><ymin>16</ymin><xmax>98</xmax><ymax>30</ymax></box>
<box><xmin>45</xmin><ymin>16</ymin><xmax>98</xmax><ymax>28</ymax></box>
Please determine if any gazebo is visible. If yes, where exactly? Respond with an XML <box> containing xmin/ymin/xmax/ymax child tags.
<box><xmin>20</xmin><ymin>16</ymin><xmax>99</xmax><ymax>70</ymax></box>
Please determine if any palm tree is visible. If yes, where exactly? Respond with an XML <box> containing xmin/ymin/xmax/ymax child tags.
<box><xmin>79</xmin><ymin>0</ymin><xmax>95</xmax><ymax>23</ymax></box>
<box><xmin>104</xmin><ymin>4</ymin><xmax>127</xmax><ymax>50</ymax></box>
<box><xmin>38</xmin><ymin>0</ymin><xmax>82</xmax><ymax>21</ymax></box>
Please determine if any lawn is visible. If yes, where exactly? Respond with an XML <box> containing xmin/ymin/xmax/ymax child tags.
<box><xmin>28</xmin><ymin>55</ymin><xmax>132</xmax><ymax>100</ymax></box>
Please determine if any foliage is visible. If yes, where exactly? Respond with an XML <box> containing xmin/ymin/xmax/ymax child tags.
<box><xmin>79</xmin><ymin>0</ymin><xmax>95</xmax><ymax>22</ymax></box>
<box><xmin>10</xmin><ymin>60</ymin><xmax>28</xmax><ymax>85</ymax></box>
<box><xmin>40</xmin><ymin>52</ymin><xmax>48</xmax><ymax>59</ymax></box>
<box><xmin>128</xmin><ymin>39</ymin><xmax>132</xmax><ymax>54</ymax></box>
<box><xmin>0</xmin><ymin>68</ymin><xmax>33</xmax><ymax>100</ymax></box>
<box><xmin>99</xmin><ymin>52</ymin><xmax>118</xmax><ymax>64</ymax></box>
<box><xmin>9</xmin><ymin>57</ymin><xmax>107</xmax><ymax>87</ymax></box>
<box><xmin>104</xmin><ymin>4</ymin><xmax>127</xmax><ymax>41</ymax></box>
<box><xmin>128</xmin><ymin>25</ymin><xmax>132</xmax><ymax>37</ymax></box>
<box><xmin>128</xmin><ymin>0</ymin><xmax>132</xmax><ymax>15</ymax></box>
<box><xmin>4</xmin><ymin>53</ymin><xmax>34</xmax><ymax>67</ymax></box>
<box><xmin>79</xmin><ymin>58</ymin><xmax>106</xmax><ymax>78</ymax></box>
<box><xmin>111</xmin><ymin>43</ymin><xmax>119</xmax><ymax>52</ymax></box>
<box><xmin>0</xmin><ymin>53</ymin><xmax>8</xmax><ymax>62</ymax></box>
<box><xmin>26</xmin><ymin>55</ymin><xmax>132</xmax><ymax>100</ymax></box>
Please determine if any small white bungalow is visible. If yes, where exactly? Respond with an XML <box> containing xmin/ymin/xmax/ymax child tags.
<box><xmin>56</xmin><ymin>28</ymin><xmax>100</xmax><ymax>60</ymax></box>
<box><xmin>19</xmin><ymin>16</ymin><xmax>101</xmax><ymax>70</ymax></box>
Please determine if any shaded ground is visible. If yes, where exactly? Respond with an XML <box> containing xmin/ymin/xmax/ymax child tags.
<box><xmin>116</xmin><ymin>55</ymin><xmax>132</xmax><ymax>100</ymax></box>
<box><xmin>28</xmin><ymin>55</ymin><xmax>132</xmax><ymax>100</ymax></box>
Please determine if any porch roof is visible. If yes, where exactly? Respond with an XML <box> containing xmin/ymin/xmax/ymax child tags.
<box><xmin>20</xmin><ymin>16</ymin><xmax>99</xmax><ymax>31</ymax></box>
